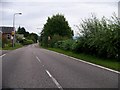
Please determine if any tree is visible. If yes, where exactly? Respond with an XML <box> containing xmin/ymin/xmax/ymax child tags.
<box><xmin>40</xmin><ymin>14</ymin><xmax>73</xmax><ymax>47</ymax></box>
<box><xmin>29</xmin><ymin>33</ymin><xmax>38</xmax><ymax>43</ymax></box>
<box><xmin>17</xmin><ymin>26</ymin><xmax>26</xmax><ymax>35</ymax></box>
<box><xmin>17</xmin><ymin>26</ymin><xmax>38</xmax><ymax>44</ymax></box>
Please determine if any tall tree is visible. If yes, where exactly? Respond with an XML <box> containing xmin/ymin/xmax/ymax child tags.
<box><xmin>17</xmin><ymin>27</ymin><xmax>38</xmax><ymax>43</ymax></box>
<box><xmin>29</xmin><ymin>33</ymin><xmax>38</xmax><ymax>43</ymax></box>
<box><xmin>17</xmin><ymin>26</ymin><xmax>26</xmax><ymax>35</ymax></box>
<box><xmin>40</xmin><ymin>14</ymin><xmax>73</xmax><ymax>47</ymax></box>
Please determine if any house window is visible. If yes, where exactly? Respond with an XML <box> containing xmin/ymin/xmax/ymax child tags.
<box><xmin>7</xmin><ymin>34</ymin><xmax>11</xmax><ymax>39</ymax></box>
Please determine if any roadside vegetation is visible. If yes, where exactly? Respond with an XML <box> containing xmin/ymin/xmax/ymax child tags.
<box><xmin>16</xmin><ymin>26</ymin><xmax>38</xmax><ymax>45</ymax></box>
<box><xmin>2</xmin><ymin>43</ymin><xmax>23</xmax><ymax>50</ymax></box>
<box><xmin>1</xmin><ymin>27</ymin><xmax>38</xmax><ymax>50</ymax></box>
<box><xmin>39</xmin><ymin>13</ymin><xmax>120</xmax><ymax>71</ymax></box>
<box><xmin>47</xmin><ymin>48</ymin><xmax>119</xmax><ymax>71</ymax></box>
<box><xmin>39</xmin><ymin>14</ymin><xmax>73</xmax><ymax>47</ymax></box>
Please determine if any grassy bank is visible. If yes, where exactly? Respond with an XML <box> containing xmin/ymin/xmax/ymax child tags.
<box><xmin>2</xmin><ymin>43</ymin><xmax>23</xmax><ymax>50</ymax></box>
<box><xmin>47</xmin><ymin>48</ymin><xmax>120</xmax><ymax>71</ymax></box>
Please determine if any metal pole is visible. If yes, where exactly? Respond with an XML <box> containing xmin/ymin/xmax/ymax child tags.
<box><xmin>12</xmin><ymin>14</ymin><xmax>15</xmax><ymax>47</ymax></box>
<box><xmin>12</xmin><ymin>13</ymin><xmax>22</xmax><ymax>47</ymax></box>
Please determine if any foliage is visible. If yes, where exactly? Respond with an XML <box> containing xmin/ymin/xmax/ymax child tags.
<box><xmin>77</xmin><ymin>14</ymin><xmax>120</xmax><ymax>59</ymax></box>
<box><xmin>28</xmin><ymin>33</ymin><xmax>38</xmax><ymax>43</ymax></box>
<box><xmin>2</xmin><ymin>43</ymin><xmax>23</xmax><ymax>50</ymax></box>
<box><xmin>17</xmin><ymin>26</ymin><xmax>38</xmax><ymax>44</ymax></box>
<box><xmin>40</xmin><ymin>14</ymin><xmax>73</xmax><ymax>47</ymax></box>
<box><xmin>48</xmin><ymin>48</ymin><xmax>119</xmax><ymax>71</ymax></box>
<box><xmin>0</xmin><ymin>39</ymin><xmax>2</xmax><ymax>48</ymax></box>
<box><xmin>55</xmin><ymin>39</ymin><xmax>74</xmax><ymax>50</ymax></box>
<box><xmin>22</xmin><ymin>39</ymin><xmax>34</xmax><ymax>45</ymax></box>
<box><xmin>53</xmin><ymin>14</ymin><xmax>119</xmax><ymax>60</ymax></box>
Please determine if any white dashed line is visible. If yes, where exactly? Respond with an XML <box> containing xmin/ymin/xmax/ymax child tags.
<box><xmin>0</xmin><ymin>54</ymin><xmax>6</xmax><ymax>57</ymax></box>
<box><xmin>36</xmin><ymin>56</ymin><xmax>41</xmax><ymax>63</ymax></box>
<box><xmin>46</xmin><ymin>70</ymin><xmax>63</xmax><ymax>90</ymax></box>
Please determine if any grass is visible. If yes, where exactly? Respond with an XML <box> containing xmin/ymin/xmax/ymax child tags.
<box><xmin>47</xmin><ymin>48</ymin><xmax>120</xmax><ymax>71</ymax></box>
<box><xmin>2</xmin><ymin>43</ymin><xmax>23</xmax><ymax>50</ymax></box>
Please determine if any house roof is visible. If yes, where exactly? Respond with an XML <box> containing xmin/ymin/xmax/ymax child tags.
<box><xmin>0</xmin><ymin>27</ymin><xmax>14</xmax><ymax>33</ymax></box>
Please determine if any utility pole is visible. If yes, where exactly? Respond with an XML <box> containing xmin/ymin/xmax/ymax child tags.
<box><xmin>12</xmin><ymin>13</ymin><xmax>22</xmax><ymax>47</ymax></box>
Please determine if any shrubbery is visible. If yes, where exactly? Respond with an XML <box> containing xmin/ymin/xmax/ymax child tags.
<box><xmin>53</xmin><ymin>15</ymin><xmax>119</xmax><ymax>60</ymax></box>
<box><xmin>54</xmin><ymin>40</ymin><xmax>72</xmax><ymax>50</ymax></box>
<box><xmin>22</xmin><ymin>39</ymin><xmax>34</xmax><ymax>45</ymax></box>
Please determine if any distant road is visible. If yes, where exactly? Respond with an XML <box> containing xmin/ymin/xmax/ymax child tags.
<box><xmin>2</xmin><ymin>44</ymin><xmax>119</xmax><ymax>89</ymax></box>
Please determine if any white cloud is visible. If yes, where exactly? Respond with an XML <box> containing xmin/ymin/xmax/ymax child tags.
<box><xmin>1</xmin><ymin>1</ymin><xmax>118</xmax><ymax>36</ymax></box>
<box><xmin>1</xmin><ymin>0</ymin><xmax>120</xmax><ymax>2</ymax></box>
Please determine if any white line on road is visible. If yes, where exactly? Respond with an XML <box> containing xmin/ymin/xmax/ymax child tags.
<box><xmin>46</xmin><ymin>70</ymin><xmax>63</xmax><ymax>90</ymax></box>
<box><xmin>46</xmin><ymin>70</ymin><xmax>52</xmax><ymax>77</ymax></box>
<box><xmin>45</xmin><ymin>49</ymin><xmax>120</xmax><ymax>74</ymax></box>
<box><xmin>36</xmin><ymin>56</ymin><xmax>41</xmax><ymax>63</ymax></box>
<box><xmin>0</xmin><ymin>54</ymin><xmax>6</xmax><ymax>57</ymax></box>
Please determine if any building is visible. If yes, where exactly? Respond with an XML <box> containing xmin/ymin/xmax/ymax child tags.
<box><xmin>0</xmin><ymin>26</ymin><xmax>15</xmax><ymax>48</ymax></box>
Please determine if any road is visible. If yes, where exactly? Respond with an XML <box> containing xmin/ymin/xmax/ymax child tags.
<box><xmin>2</xmin><ymin>44</ymin><xmax>119</xmax><ymax>89</ymax></box>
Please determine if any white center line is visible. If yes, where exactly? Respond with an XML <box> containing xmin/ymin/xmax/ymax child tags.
<box><xmin>36</xmin><ymin>56</ymin><xmax>41</xmax><ymax>63</ymax></box>
<box><xmin>46</xmin><ymin>70</ymin><xmax>63</xmax><ymax>90</ymax></box>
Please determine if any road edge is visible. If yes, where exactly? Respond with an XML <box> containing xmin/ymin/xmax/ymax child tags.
<box><xmin>44</xmin><ymin>49</ymin><xmax>120</xmax><ymax>74</ymax></box>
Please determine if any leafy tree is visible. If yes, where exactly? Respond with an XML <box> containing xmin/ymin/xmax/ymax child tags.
<box><xmin>17</xmin><ymin>26</ymin><xmax>26</xmax><ymax>35</ymax></box>
<box><xmin>17</xmin><ymin>26</ymin><xmax>38</xmax><ymax>44</ymax></box>
<box><xmin>28</xmin><ymin>33</ymin><xmax>38</xmax><ymax>43</ymax></box>
<box><xmin>76</xmin><ymin>14</ymin><xmax>120</xmax><ymax>59</ymax></box>
<box><xmin>40</xmin><ymin>14</ymin><xmax>73</xmax><ymax>47</ymax></box>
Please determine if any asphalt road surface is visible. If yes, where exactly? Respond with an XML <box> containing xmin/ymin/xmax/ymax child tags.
<box><xmin>2</xmin><ymin>44</ymin><xmax>119</xmax><ymax>89</ymax></box>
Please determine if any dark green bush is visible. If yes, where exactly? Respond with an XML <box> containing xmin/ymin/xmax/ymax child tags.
<box><xmin>77</xmin><ymin>14</ymin><xmax>119</xmax><ymax>59</ymax></box>
<box><xmin>53</xmin><ymin>14</ymin><xmax>119</xmax><ymax>60</ymax></box>
<box><xmin>54</xmin><ymin>39</ymin><xmax>75</xmax><ymax>51</ymax></box>
<box><xmin>22</xmin><ymin>39</ymin><xmax>33</xmax><ymax>45</ymax></box>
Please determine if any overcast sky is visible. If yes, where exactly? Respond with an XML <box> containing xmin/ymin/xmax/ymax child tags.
<box><xmin>0</xmin><ymin>0</ymin><xmax>119</xmax><ymax>36</ymax></box>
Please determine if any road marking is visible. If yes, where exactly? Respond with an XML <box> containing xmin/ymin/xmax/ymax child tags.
<box><xmin>46</xmin><ymin>70</ymin><xmax>52</xmax><ymax>77</ymax></box>
<box><xmin>36</xmin><ymin>56</ymin><xmax>41</xmax><ymax>63</ymax></box>
<box><xmin>45</xmin><ymin>49</ymin><xmax>120</xmax><ymax>74</ymax></box>
<box><xmin>46</xmin><ymin>70</ymin><xmax>63</xmax><ymax>90</ymax></box>
<box><xmin>0</xmin><ymin>54</ymin><xmax>6</xmax><ymax>57</ymax></box>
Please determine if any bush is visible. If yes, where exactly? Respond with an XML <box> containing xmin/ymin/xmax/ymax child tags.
<box><xmin>54</xmin><ymin>39</ymin><xmax>75</xmax><ymax>51</ymax></box>
<box><xmin>54</xmin><ymin>14</ymin><xmax>119</xmax><ymax>60</ymax></box>
<box><xmin>77</xmin><ymin>14</ymin><xmax>120</xmax><ymax>59</ymax></box>
<box><xmin>22</xmin><ymin>39</ymin><xmax>33</xmax><ymax>45</ymax></box>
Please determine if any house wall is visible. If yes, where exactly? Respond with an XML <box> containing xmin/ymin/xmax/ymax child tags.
<box><xmin>2</xmin><ymin>33</ymin><xmax>13</xmax><ymax>45</ymax></box>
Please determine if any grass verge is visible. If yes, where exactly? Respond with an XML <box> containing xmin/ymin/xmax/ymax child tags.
<box><xmin>47</xmin><ymin>48</ymin><xmax>120</xmax><ymax>71</ymax></box>
<box><xmin>2</xmin><ymin>43</ymin><xmax>23</xmax><ymax>50</ymax></box>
